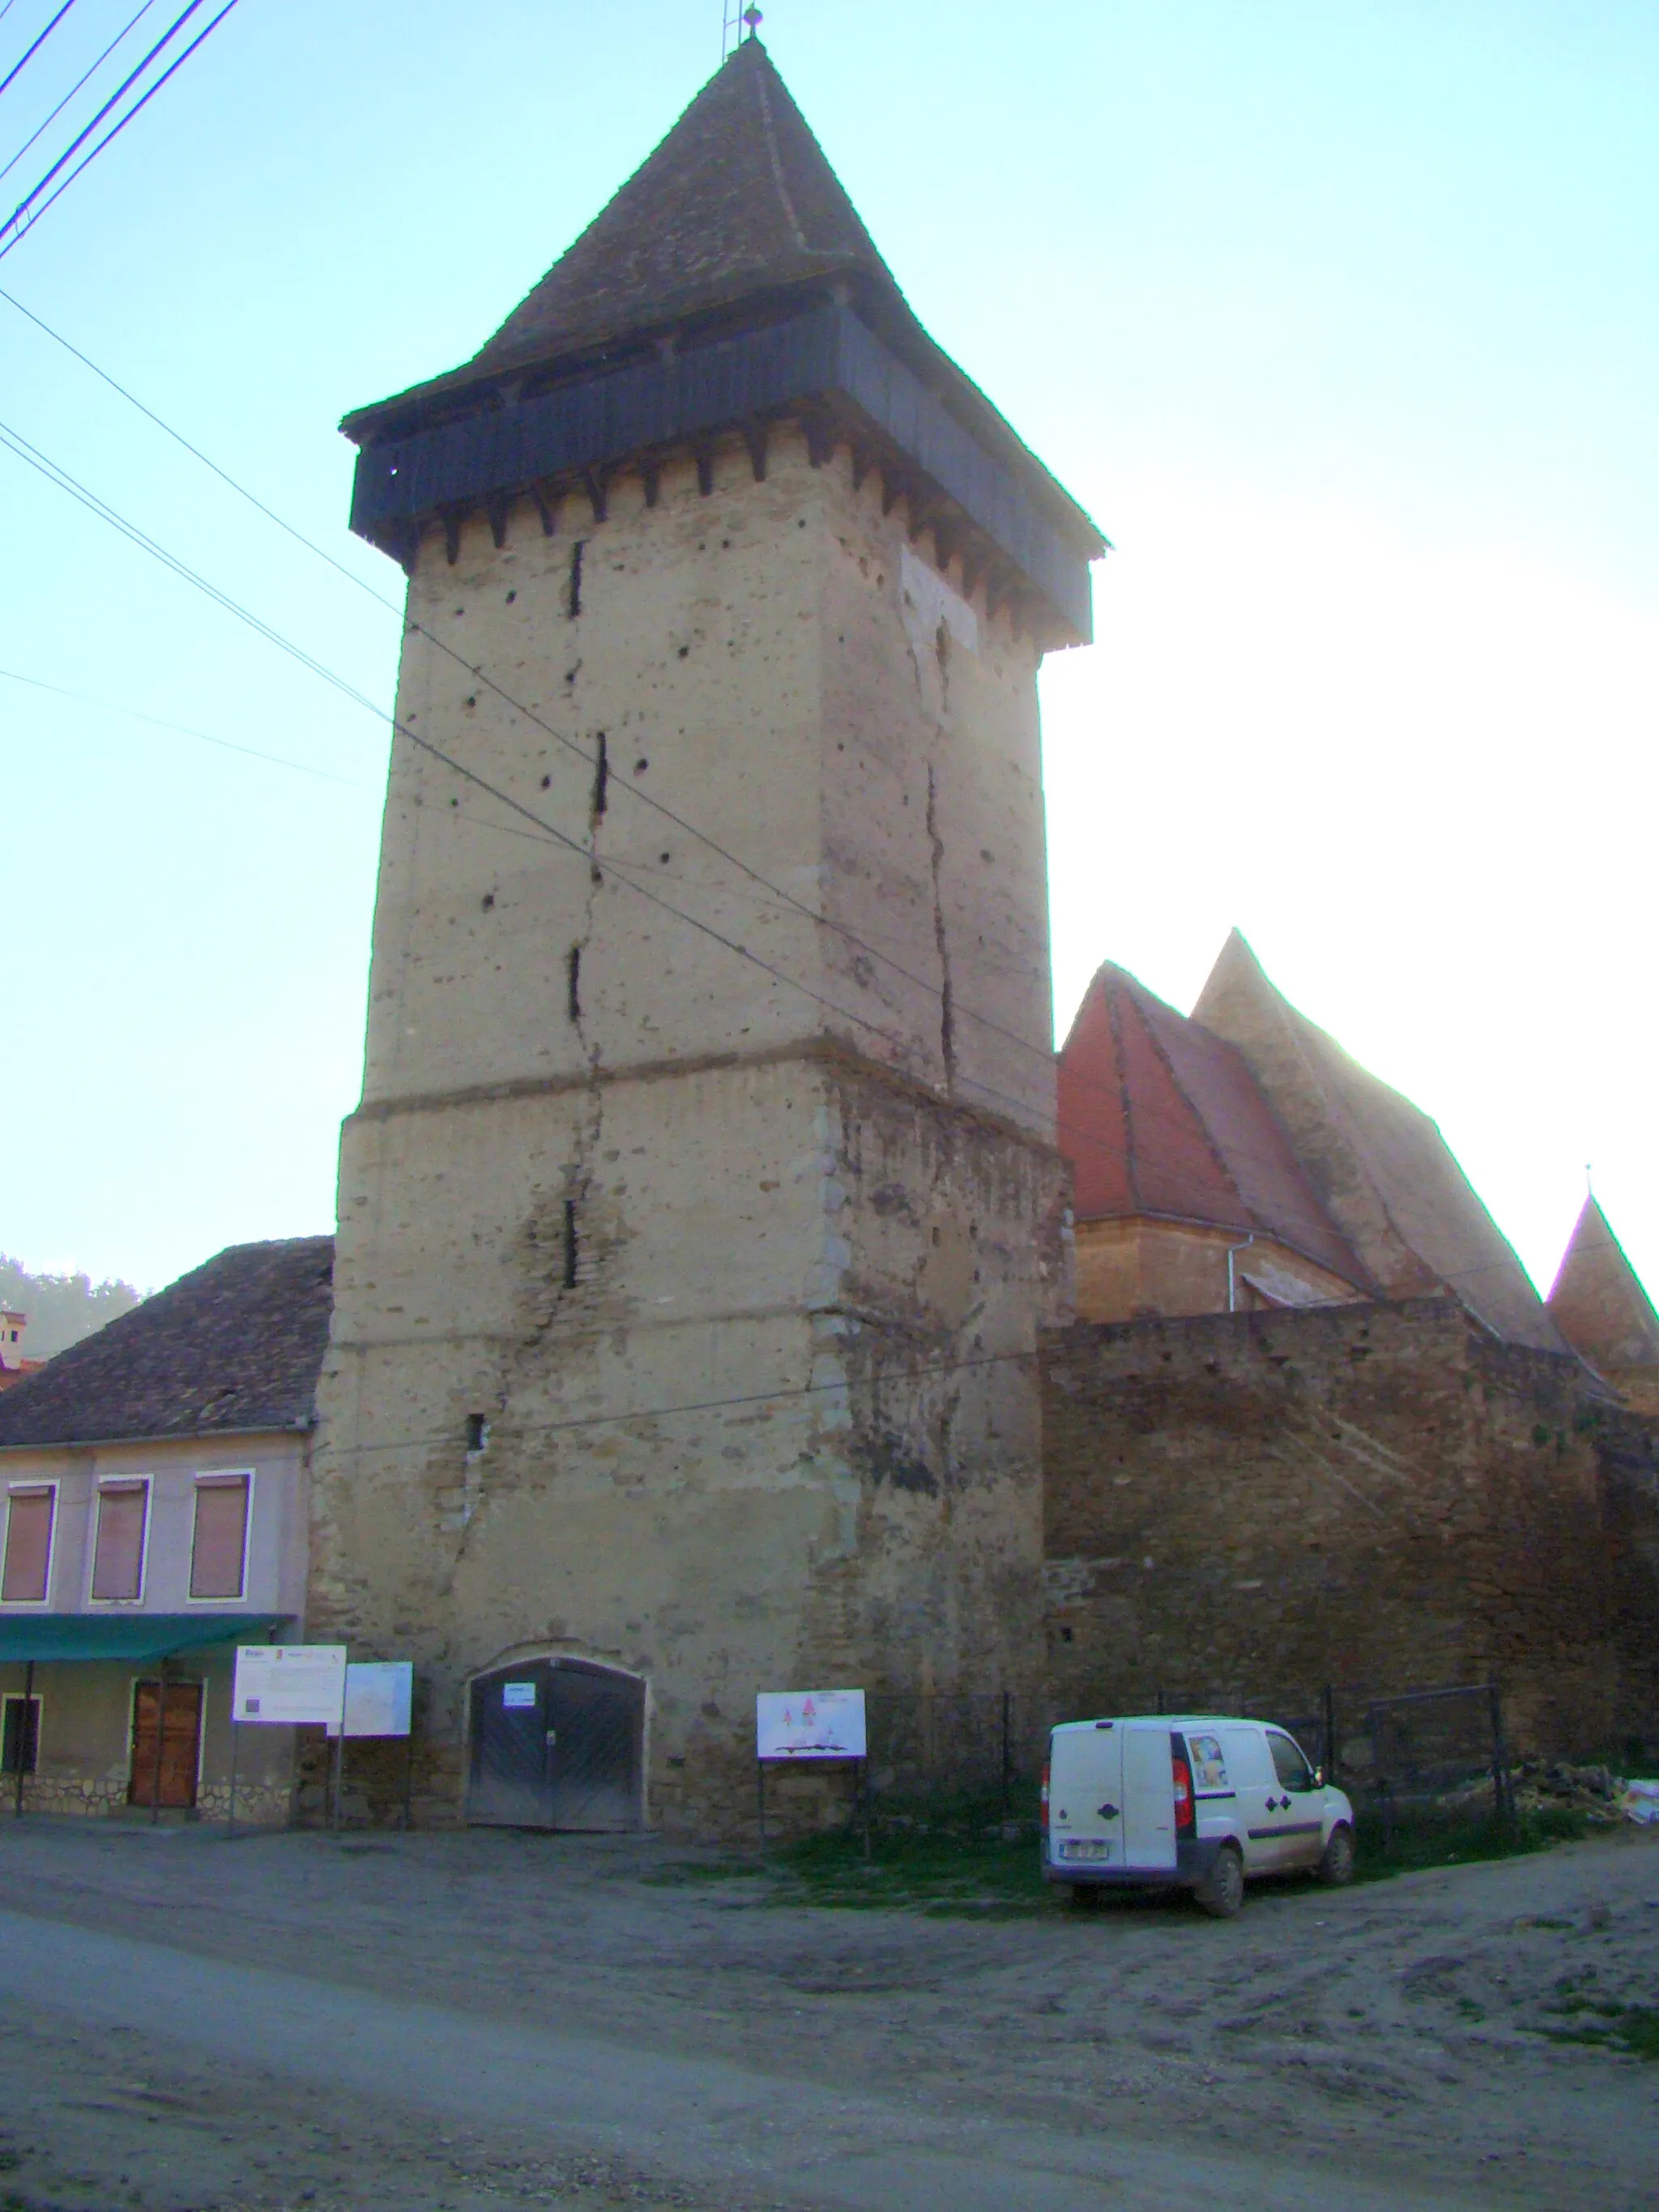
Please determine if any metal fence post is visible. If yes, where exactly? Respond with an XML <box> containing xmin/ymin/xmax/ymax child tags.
<box><xmin>150</xmin><ymin>1658</ymin><xmax>168</xmax><ymax>1826</ymax></box>
<box><xmin>1487</xmin><ymin>1677</ymin><xmax>1512</xmax><ymax>1832</ymax></box>
<box><xmin>1000</xmin><ymin>1690</ymin><xmax>1012</xmax><ymax>1821</ymax></box>
<box><xmin>13</xmin><ymin>1658</ymin><xmax>34</xmax><ymax>1818</ymax></box>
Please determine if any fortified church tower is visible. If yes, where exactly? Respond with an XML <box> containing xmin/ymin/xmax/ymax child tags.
<box><xmin>311</xmin><ymin>40</ymin><xmax>1103</xmax><ymax>1832</ymax></box>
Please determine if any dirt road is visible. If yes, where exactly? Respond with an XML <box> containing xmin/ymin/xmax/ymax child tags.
<box><xmin>1</xmin><ymin>1816</ymin><xmax>1656</xmax><ymax>2210</ymax></box>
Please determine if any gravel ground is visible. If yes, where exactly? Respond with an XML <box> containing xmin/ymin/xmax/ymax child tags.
<box><xmin>1</xmin><ymin>1813</ymin><xmax>1656</xmax><ymax>2209</ymax></box>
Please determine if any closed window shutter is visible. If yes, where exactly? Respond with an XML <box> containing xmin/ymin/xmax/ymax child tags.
<box><xmin>92</xmin><ymin>1483</ymin><xmax>147</xmax><ymax>1601</ymax></box>
<box><xmin>2</xmin><ymin>1489</ymin><xmax>54</xmax><ymax>1603</ymax></box>
<box><xmin>190</xmin><ymin>1477</ymin><xmax>249</xmax><ymax>1599</ymax></box>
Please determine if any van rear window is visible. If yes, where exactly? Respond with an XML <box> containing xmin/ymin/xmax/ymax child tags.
<box><xmin>1187</xmin><ymin>1733</ymin><xmax>1230</xmax><ymax>1792</ymax></box>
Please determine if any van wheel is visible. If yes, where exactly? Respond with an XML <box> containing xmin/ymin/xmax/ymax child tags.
<box><xmin>1196</xmin><ymin>1843</ymin><xmax>1244</xmax><ymax>1919</ymax></box>
<box><xmin>1319</xmin><ymin>1823</ymin><xmax>1356</xmax><ymax>1886</ymax></box>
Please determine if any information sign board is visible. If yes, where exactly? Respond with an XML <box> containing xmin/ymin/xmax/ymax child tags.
<box><xmin>233</xmin><ymin>1644</ymin><xmax>348</xmax><ymax>1727</ymax></box>
<box><xmin>326</xmin><ymin>1660</ymin><xmax>414</xmax><ymax>1739</ymax></box>
<box><xmin>756</xmin><ymin>1689</ymin><xmax>867</xmax><ymax>1762</ymax></box>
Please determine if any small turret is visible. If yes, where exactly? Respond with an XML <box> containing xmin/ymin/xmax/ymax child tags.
<box><xmin>1547</xmin><ymin>1197</ymin><xmax>1659</xmax><ymax>1413</ymax></box>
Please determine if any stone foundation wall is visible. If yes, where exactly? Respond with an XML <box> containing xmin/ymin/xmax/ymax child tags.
<box><xmin>1041</xmin><ymin>1299</ymin><xmax>1659</xmax><ymax>1754</ymax></box>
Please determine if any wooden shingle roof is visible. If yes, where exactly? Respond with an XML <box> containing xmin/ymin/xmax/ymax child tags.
<box><xmin>0</xmin><ymin>1238</ymin><xmax>334</xmax><ymax>1449</ymax></box>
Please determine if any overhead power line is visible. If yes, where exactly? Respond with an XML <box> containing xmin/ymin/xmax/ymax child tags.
<box><xmin>0</xmin><ymin>404</ymin><xmax>1557</xmax><ymax>1325</ymax></box>
<box><xmin>0</xmin><ymin>664</ymin><xmax>375</xmax><ymax>788</ymax></box>
<box><xmin>0</xmin><ymin>0</ymin><xmax>238</xmax><ymax>261</ymax></box>
<box><xmin>0</xmin><ymin>285</ymin><xmax>1068</xmax><ymax>1055</ymax></box>
<box><xmin>0</xmin><ymin>0</ymin><xmax>80</xmax><ymax>107</ymax></box>
<box><xmin>0</xmin><ymin>0</ymin><xmax>161</xmax><ymax>190</ymax></box>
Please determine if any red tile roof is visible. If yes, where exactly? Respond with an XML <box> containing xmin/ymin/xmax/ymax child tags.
<box><xmin>1057</xmin><ymin>962</ymin><xmax>1373</xmax><ymax>1291</ymax></box>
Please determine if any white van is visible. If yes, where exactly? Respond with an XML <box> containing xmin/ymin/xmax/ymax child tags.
<box><xmin>1043</xmin><ymin>1714</ymin><xmax>1356</xmax><ymax>1916</ymax></box>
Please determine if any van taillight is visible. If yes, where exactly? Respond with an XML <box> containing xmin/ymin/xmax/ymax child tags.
<box><xmin>1040</xmin><ymin>1762</ymin><xmax>1050</xmax><ymax>1822</ymax></box>
<box><xmin>1171</xmin><ymin>1746</ymin><xmax>1195</xmax><ymax>1839</ymax></box>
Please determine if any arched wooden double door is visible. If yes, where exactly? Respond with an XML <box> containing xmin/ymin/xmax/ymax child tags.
<box><xmin>467</xmin><ymin>1657</ymin><xmax>643</xmax><ymax>1831</ymax></box>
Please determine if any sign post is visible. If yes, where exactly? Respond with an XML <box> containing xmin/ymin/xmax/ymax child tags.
<box><xmin>754</xmin><ymin>1690</ymin><xmax>869</xmax><ymax>1860</ymax></box>
<box><xmin>232</xmin><ymin>1645</ymin><xmax>349</xmax><ymax>1829</ymax></box>
<box><xmin>326</xmin><ymin>1661</ymin><xmax>416</xmax><ymax>1831</ymax></box>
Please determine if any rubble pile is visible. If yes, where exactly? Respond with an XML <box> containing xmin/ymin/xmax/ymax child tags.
<box><xmin>1509</xmin><ymin>1760</ymin><xmax>1624</xmax><ymax>1822</ymax></box>
<box><xmin>1434</xmin><ymin>1760</ymin><xmax>1627</xmax><ymax>1823</ymax></box>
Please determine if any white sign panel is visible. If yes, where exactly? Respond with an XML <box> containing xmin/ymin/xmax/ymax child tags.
<box><xmin>326</xmin><ymin>1661</ymin><xmax>413</xmax><ymax>1739</ymax></box>
<box><xmin>501</xmin><ymin>1681</ymin><xmax>537</xmax><ymax>1709</ymax></box>
<box><xmin>756</xmin><ymin>1689</ymin><xmax>867</xmax><ymax>1762</ymax></box>
<box><xmin>233</xmin><ymin>1644</ymin><xmax>348</xmax><ymax>1727</ymax></box>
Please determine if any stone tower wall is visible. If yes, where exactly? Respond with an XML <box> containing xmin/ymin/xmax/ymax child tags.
<box><xmin>310</xmin><ymin>426</ymin><xmax>1068</xmax><ymax>1834</ymax></box>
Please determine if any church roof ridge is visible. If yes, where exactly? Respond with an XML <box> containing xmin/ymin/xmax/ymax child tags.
<box><xmin>1057</xmin><ymin>958</ymin><xmax>1375</xmax><ymax>1290</ymax></box>
<box><xmin>1192</xmin><ymin>930</ymin><xmax>1570</xmax><ymax>1354</ymax></box>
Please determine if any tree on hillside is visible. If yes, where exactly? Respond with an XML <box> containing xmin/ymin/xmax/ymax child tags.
<box><xmin>0</xmin><ymin>1256</ymin><xmax>145</xmax><ymax>1361</ymax></box>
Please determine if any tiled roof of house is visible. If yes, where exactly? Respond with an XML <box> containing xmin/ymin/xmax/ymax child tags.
<box><xmin>0</xmin><ymin>1238</ymin><xmax>334</xmax><ymax>1448</ymax></box>
<box><xmin>1193</xmin><ymin>930</ymin><xmax>1568</xmax><ymax>1354</ymax></box>
<box><xmin>1546</xmin><ymin>1196</ymin><xmax>1659</xmax><ymax>1377</ymax></box>
<box><xmin>1057</xmin><ymin>961</ymin><xmax>1374</xmax><ymax>1291</ymax></box>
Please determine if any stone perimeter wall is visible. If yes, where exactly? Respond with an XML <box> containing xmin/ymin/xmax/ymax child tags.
<box><xmin>1042</xmin><ymin>1298</ymin><xmax>1659</xmax><ymax>1755</ymax></box>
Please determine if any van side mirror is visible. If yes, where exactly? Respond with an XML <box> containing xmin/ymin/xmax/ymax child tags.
<box><xmin>1312</xmin><ymin>1767</ymin><xmax>1324</xmax><ymax>1788</ymax></box>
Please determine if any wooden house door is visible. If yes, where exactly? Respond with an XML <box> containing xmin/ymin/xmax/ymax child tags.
<box><xmin>128</xmin><ymin>1680</ymin><xmax>203</xmax><ymax>1808</ymax></box>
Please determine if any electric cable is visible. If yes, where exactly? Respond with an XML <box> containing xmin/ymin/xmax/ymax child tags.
<box><xmin>0</xmin><ymin>0</ymin><xmax>79</xmax><ymax>107</ymax></box>
<box><xmin>0</xmin><ymin>664</ymin><xmax>375</xmax><ymax>787</ymax></box>
<box><xmin>0</xmin><ymin>408</ymin><xmax>1549</xmax><ymax>1323</ymax></box>
<box><xmin>0</xmin><ymin>0</ymin><xmax>204</xmax><ymax>242</ymax></box>
<box><xmin>0</xmin><ymin>411</ymin><xmax>931</xmax><ymax>1073</ymax></box>
<box><xmin>0</xmin><ymin>0</ymin><xmax>236</xmax><ymax>258</ymax></box>
<box><xmin>325</xmin><ymin>1344</ymin><xmax>1045</xmax><ymax>1460</ymax></box>
<box><xmin>0</xmin><ymin>0</ymin><xmax>160</xmax><ymax>189</ymax></box>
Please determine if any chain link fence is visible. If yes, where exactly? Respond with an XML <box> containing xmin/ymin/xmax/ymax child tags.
<box><xmin>862</xmin><ymin>1679</ymin><xmax>1539</xmax><ymax>1835</ymax></box>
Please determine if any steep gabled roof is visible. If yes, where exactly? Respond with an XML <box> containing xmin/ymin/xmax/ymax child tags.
<box><xmin>1546</xmin><ymin>1197</ymin><xmax>1659</xmax><ymax>1380</ymax></box>
<box><xmin>1192</xmin><ymin>930</ymin><xmax>1567</xmax><ymax>1353</ymax></box>
<box><xmin>0</xmin><ymin>1238</ymin><xmax>334</xmax><ymax>1449</ymax></box>
<box><xmin>1057</xmin><ymin>961</ymin><xmax>1373</xmax><ymax>1291</ymax></box>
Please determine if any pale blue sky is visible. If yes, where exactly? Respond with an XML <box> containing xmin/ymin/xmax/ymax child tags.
<box><xmin>2</xmin><ymin>0</ymin><xmax>1654</xmax><ymax>1302</ymax></box>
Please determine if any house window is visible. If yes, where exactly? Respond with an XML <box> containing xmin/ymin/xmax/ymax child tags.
<box><xmin>2</xmin><ymin>1486</ymin><xmax>55</xmax><ymax>1604</ymax></box>
<box><xmin>1</xmin><ymin>1694</ymin><xmax>40</xmax><ymax>1775</ymax></box>
<box><xmin>91</xmin><ymin>1480</ymin><xmax>149</xmax><ymax>1603</ymax></box>
<box><xmin>190</xmin><ymin>1474</ymin><xmax>251</xmax><ymax>1600</ymax></box>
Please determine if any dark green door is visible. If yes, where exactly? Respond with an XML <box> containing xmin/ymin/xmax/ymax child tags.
<box><xmin>468</xmin><ymin>1659</ymin><xmax>643</xmax><ymax>1831</ymax></box>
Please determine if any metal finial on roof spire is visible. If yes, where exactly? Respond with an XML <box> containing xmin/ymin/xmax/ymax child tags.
<box><xmin>721</xmin><ymin>2</ymin><xmax>763</xmax><ymax>59</ymax></box>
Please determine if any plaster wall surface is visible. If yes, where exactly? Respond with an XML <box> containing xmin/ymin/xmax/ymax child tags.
<box><xmin>0</xmin><ymin>1430</ymin><xmax>309</xmax><ymax>1620</ymax></box>
<box><xmin>1072</xmin><ymin>1217</ymin><xmax>1364</xmax><ymax>1325</ymax></box>
<box><xmin>313</xmin><ymin>428</ymin><xmax>1068</xmax><ymax>1835</ymax></box>
<box><xmin>1042</xmin><ymin>1301</ymin><xmax>1659</xmax><ymax>1756</ymax></box>
<box><xmin>0</xmin><ymin>1430</ymin><xmax>309</xmax><ymax>1821</ymax></box>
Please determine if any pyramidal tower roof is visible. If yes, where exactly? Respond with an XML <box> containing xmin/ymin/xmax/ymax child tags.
<box><xmin>471</xmin><ymin>38</ymin><xmax>898</xmax><ymax>381</ymax></box>
<box><xmin>341</xmin><ymin>44</ymin><xmax>1103</xmax><ymax>640</ymax></box>
<box><xmin>1192</xmin><ymin>930</ymin><xmax>1570</xmax><ymax>1354</ymax></box>
<box><xmin>1546</xmin><ymin>1197</ymin><xmax>1659</xmax><ymax>1401</ymax></box>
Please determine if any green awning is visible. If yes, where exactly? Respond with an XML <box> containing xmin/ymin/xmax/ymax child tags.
<box><xmin>0</xmin><ymin>1614</ymin><xmax>288</xmax><ymax>1664</ymax></box>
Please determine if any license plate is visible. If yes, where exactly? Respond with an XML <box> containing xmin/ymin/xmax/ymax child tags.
<box><xmin>1058</xmin><ymin>1839</ymin><xmax>1109</xmax><ymax>1862</ymax></box>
